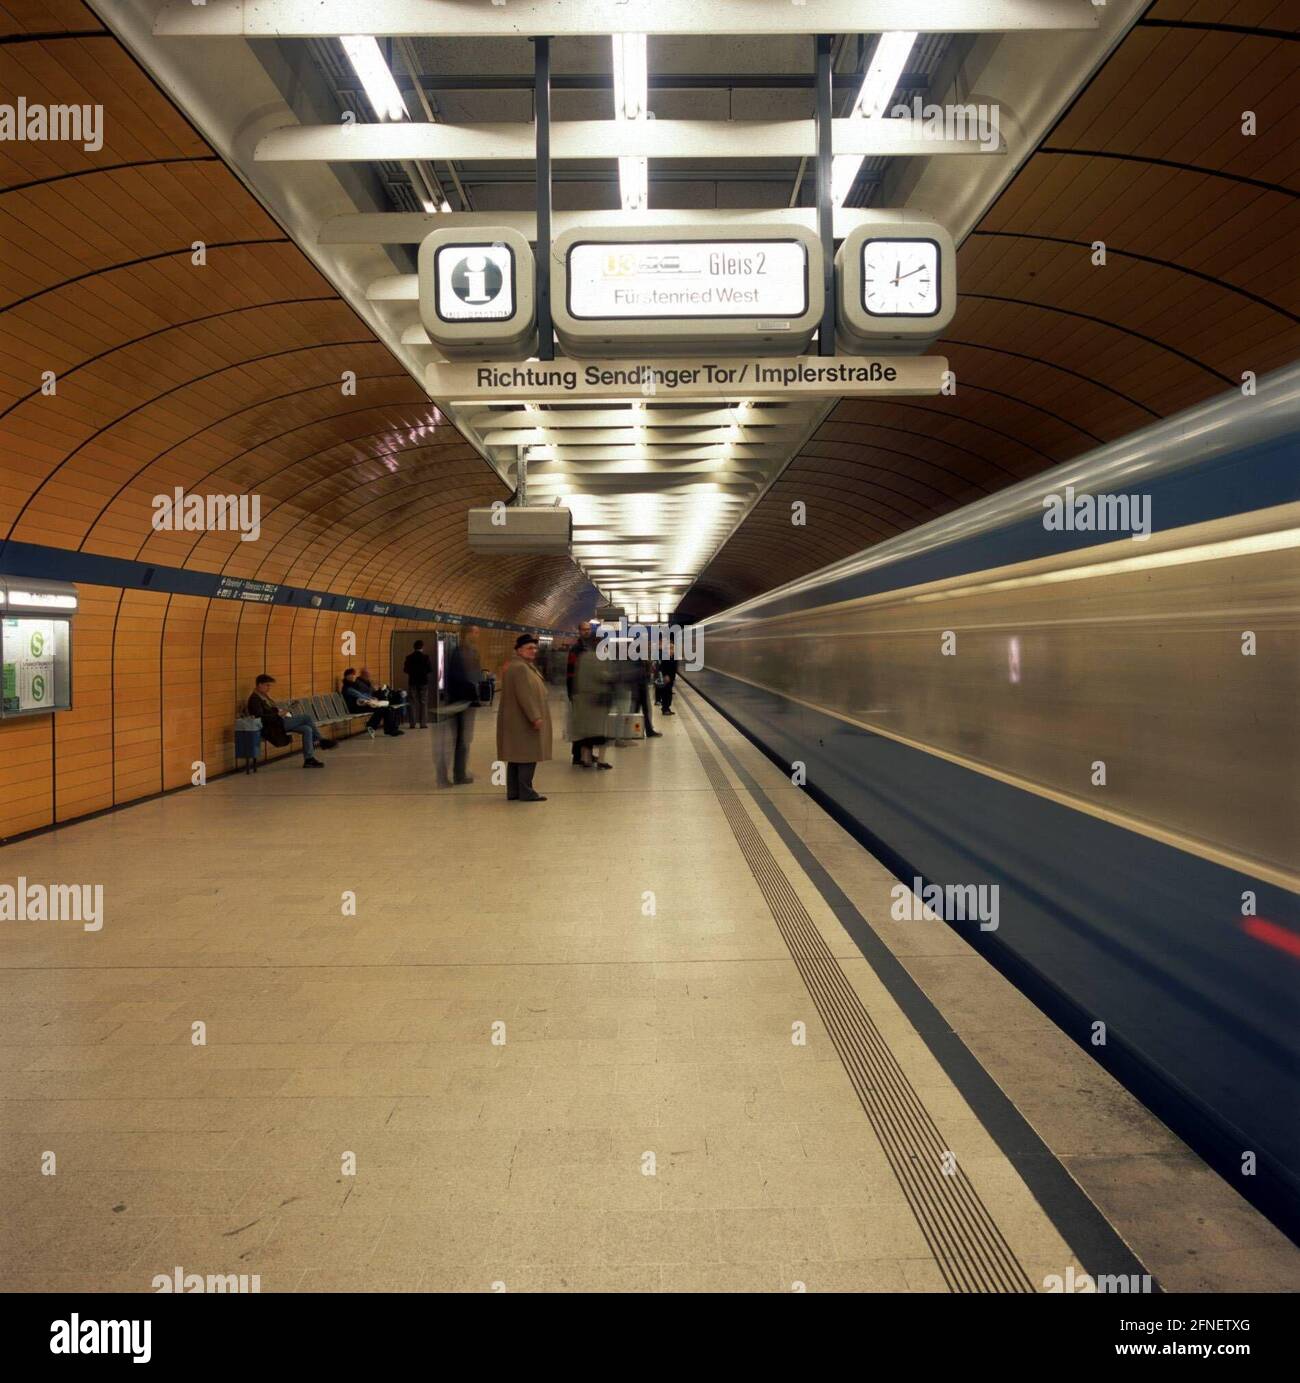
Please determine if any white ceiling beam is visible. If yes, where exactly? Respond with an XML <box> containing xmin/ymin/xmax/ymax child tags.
<box><xmin>571</xmin><ymin>506</ymin><xmax>743</xmax><ymax>516</ymax></box>
<box><xmin>321</xmin><ymin>207</ymin><xmax>917</xmax><ymax>245</ymax></box>
<box><xmin>525</xmin><ymin>462</ymin><xmax>771</xmax><ymax>479</ymax></box>
<box><xmin>368</xmin><ymin>275</ymin><xmax>418</xmax><ymax>302</ymax></box>
<box><xmin>579</xmin><ymin>570</ymin><xmax>728</xmax><ymax>579</ymax></box>
<box><xmin>522</xmin><ymin>444</ymin><xmax>780</xmax><ymax>463</ymax></box>
<box><xmin>468</xmin><ymin>407</ymin><xmax>805</xmax><ymax>431</ymax></box>
<box><xmin>572</xmin><ymin>528</ymin><xmax>735</xmax><ymax>539</ymax></box>
<box><xmin>157</xmin><ymin>1</ymin><xmax>1098</xmax><ymax>38</ymax></box>
<box><xmin>578</xmin><ymin>558</ymin><xmax>731</xmax><ymax>566</ymax></box>
<box><xmin>482</xmin><ymin>426</ymin><xmax>799</xmax><ymax>446</ymax></box>
<box><xmin>575</xmin><ymin>530</ymin><xmax>737</xmax><ymax>541</ymax></box>
<box><xmin>257</xmin><ymin>119</ymin><xmax>1002</xmax><ymax>164</ymax></box>
<box><xmin>587</xmin><ymin>532</ymin><xmax>740</xmax><ymax>541</ymax></box>
<box><xmin>574</xmin><ymin>567</ymin><xmax>726</xmax><ymax>578</ymax></box>
<box><xmin>527</xmin><ymin>477</ymin><xmax>756</xmax><ymax>495</ymax></box>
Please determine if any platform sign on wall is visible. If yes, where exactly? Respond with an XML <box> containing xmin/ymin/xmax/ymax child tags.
<box><xmin>2</xmin><ymin>616</ymin><xmax>71</xmax><ymax>716</ymax></box>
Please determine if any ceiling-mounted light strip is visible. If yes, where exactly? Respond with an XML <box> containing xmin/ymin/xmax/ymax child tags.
<box><xmin>340</xmin><ymin>35</ymin><xmax>409</xmax><ymax>123</ymax></box>
<box><xmin>612</xmin><ymin>32</ymin><xmax>648</xmax><ymax>119</ymax></box>
<box><xmin>831</xmin><ymin>30</ymin><xmax>917</xmax><ymax>208</ymax></box>
<box><xmin>611</xmin><ymin>32</ymin><xmax>649</xmax><ymax>212</ymax></box>
<box><xmin>341</xmin><ymin>41</ymin><xmax>451</xmax><ymax>217</ymax></box>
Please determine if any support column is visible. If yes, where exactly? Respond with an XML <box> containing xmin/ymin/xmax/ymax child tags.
<box><xmin>534</xmin><ymin>36</ymin><xmax>554</xmax><ymax>361</ymax></box>
<box><xmin>815</xmin><ymin>34</ymin><xmax>836</xmax><ymax>357</ymax></box>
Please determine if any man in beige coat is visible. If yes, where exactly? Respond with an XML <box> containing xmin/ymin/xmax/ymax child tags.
<box><xmin>496</xmin><ymin>634</ymin><xmax>553</xmax><ymax>801</ymax></box>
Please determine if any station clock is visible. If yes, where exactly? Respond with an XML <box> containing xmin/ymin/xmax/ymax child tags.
<box><xmin>861</xmin><ymin>238</ymin><xmax>941</xmax><ymax>317</ymax></box>
<box><xmin>836</xmin><ymin>216</ymin><xmax>956</xmax><ymax>352</ymax></box>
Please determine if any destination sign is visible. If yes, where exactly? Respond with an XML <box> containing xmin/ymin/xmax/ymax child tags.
<box><xmin>567</xmin><ymin>239</ymin><xmax>809</xmax><ymax>320</ymax></box>
<box><xmin>214</xmin><ymin>577</ymin><xmax>278</xmax><ymax>604</ymax></box>
<box><xmin>428</xmin><ymin>354</ymin><xmax>948</xmax><ymax>402</ymax></box>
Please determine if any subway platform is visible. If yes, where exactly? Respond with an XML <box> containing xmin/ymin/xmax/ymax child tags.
<box><xmin>1</xmin><ymin>687</ymin><xmax>1295</xmax><ymax>1294</ymax></box>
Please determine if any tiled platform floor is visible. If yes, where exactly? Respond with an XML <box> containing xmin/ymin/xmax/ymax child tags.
<box><xmin>1</xmin><ymin>687</ymin><xmax>1294</xmax><ymax>1292</ymax></box>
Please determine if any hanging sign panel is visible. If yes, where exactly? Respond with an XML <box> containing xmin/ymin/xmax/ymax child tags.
<box><xmin>427</xmin><ymin>354</ymin><xmax>948</xmax><ymax>402</ymax></box>
<box><xmin>836</xmin><ymin>214</ymin><xmax>957</xmax><ymax>354</ymax></box>
<box><xmin>566</xmin><ymin>240</ymin><xmax>810</xmax><ymax>320</ymax></box>
<box><xmin>552</xmin><ymin>224</ymin><xmax>823</xmax><ymax>357</ymax></box>
<box><xmin>435</xmin><ymin>242</ymin><xmax>515</xmax><ymax>322</ymax></box>
<box><xmin>418</xmin><ymin>226</ymin><xmax>536</xmax><ymax>359</ymax></box>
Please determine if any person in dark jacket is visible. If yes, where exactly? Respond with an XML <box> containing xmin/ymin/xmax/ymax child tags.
<box><xmin>632</xmin><ymin>657</ymin><xmax>663</xmax><ymax>737</ymax></box>
<box><xmin>361</xmin><ymin>666</ymin><xmax>408</xmax><ymax>733</ymax></box>
<box><xmin>658</xmin><ymin>654</ymin><xmax>679</xmax><ymax>715</ymax></box>
<box><xmin>246</xmin><ymin>674</ymin><xmax>335</xmax><ymax>768</ymax></box>
<box><xmin>566</xmin><ymin>622</ymin><xmax>594</xmax><ymax>764</ymax></box>
<box><xmin>438</xmin><ymin>626</ymin><xmax>481</xmax><ymax>786</ymax></box>
<box><xmin>403</xmin><ymin>639</ymin><xmax>434</xmax><ymax>729</ymax></box>
<box><xmin>359</xmin><ymin>666</ymin><xmax>410</xmax><ymax>727</ymax></box>
<box><xmin>341</xmin><ymin>668</ymin><xmax>403</xmax><ymax>737</ymax></box>
<box><xmin>570</xmin><ymin>638</ymin><xmax>614</xmax><ymax>770</ymax></box>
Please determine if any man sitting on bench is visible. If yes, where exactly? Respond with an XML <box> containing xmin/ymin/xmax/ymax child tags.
<box><xmin>247</xmin><ymin>674</ymin><xmax>335</xmax><ymax>769</ymax></box>
<box><xmin>341</xmin><ymin>668</ymin><xmax>404</xmax><ymax>738</ymax></box>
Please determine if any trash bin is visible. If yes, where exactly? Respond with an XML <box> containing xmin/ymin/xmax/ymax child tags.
<box><xmin>234</xmin><ymin>717</ymin><xmax>262</xmax><ymax>773</ymax></box>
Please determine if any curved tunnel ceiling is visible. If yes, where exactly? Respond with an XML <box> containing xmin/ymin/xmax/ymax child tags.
<box><xmin>677</xmin><ymin>1</ymin><xmax>1300</xmax><ymax>621</ymax></box>
<box><xmin>2</xmin><ymin>2</ymin><xmax>1294</xmax><ymax>635</ymax></box>
<box><xmin>0</xmin><ymin>1</ymin><xmax>596</xmax><ymax>630</ymax></box>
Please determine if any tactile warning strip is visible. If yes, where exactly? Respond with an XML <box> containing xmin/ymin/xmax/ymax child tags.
<box><xmin>682</xmin><ymin>699</ymin><xmax>1035</xmax><ymax>1293</ymax></box>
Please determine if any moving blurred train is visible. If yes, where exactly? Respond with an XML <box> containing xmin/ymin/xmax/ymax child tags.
<box><xmin>687</xmin><ymin>366</ymin><xmax>1300</xmax><ymax>1238</ymax></box>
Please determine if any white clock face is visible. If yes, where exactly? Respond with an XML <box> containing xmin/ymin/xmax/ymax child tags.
<box><xmin>862</xmin><ymin>239</ymin><xmax>940</xmax><ymax>317</ymax></box>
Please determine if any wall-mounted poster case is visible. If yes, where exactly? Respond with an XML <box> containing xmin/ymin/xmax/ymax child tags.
<box><xmin>0</xmin><ymin>579</ymin><xmax>77</xmax><ymax>717</ymax></box>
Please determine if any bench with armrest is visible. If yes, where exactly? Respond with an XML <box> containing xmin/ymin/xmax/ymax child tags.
<box><xmin>232</xmin><ymin>691</ymin><xmax>381</xmax><ymax>773</ymax></box>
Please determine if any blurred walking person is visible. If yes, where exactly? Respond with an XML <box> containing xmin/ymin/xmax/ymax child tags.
<box><xmin>566</xmin><ymin>620</ymin><xmax>594</xmax><ymax>765</ymax></box>
<box><xmin>439</xmin><ymin>626</ymin><xmax>482</xmax><ymax>786</ymax></box>
<box><xmin>570</xmin><ymin>634</ymin><xmax>614</xmax><ymax>770</ymax></box>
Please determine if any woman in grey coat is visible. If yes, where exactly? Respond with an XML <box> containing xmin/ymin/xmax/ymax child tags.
<box><xmin>570</xmin><ymin>641</ymin><xmax>614</xmax><ymax>770</ymax></box>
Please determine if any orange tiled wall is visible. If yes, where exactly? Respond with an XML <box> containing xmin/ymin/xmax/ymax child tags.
<box><xmin>0</xmin><ymin>588</ymin><xmax>519</xmax><ymax>841</ymax></box>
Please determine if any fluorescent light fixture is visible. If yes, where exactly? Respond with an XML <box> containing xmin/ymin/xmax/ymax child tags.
<box><xmin>439</xmin><ymin>199</ymin><xmax>452</xmax><ymax>213</ymax></box>
<box><xmin>611</xmin><ymin>33</ymin><xmax>649</xmax><ymax>212</ymax></box>
<box><xmin>831</xmin><ymin>30</ymin><xmax>917</xmax><ymax>207</ymax></box>
<box><xmin>618</xmin><ymin>155</ymin><xmax>648</xmax><ymax>212</ymax></box>
<box><xmin>340</xmin><ymin>35</ymin><xmax>409</xmax><ymax>123</ymax></box>
<box><xmin>612</xmin><ymin>32</ymin><xmax>647</xmax><ymax>119</ymax></box>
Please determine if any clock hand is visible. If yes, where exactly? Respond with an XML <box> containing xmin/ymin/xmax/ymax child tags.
<box><xmin>892</xmin><ymin>259</ymin><xmax>900</xmax><ymax>287</ymax></box>
<box><xmin>895</xmin><ymin>264</ymin><xmax>927</xmax><ymax>282</ymax></box>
